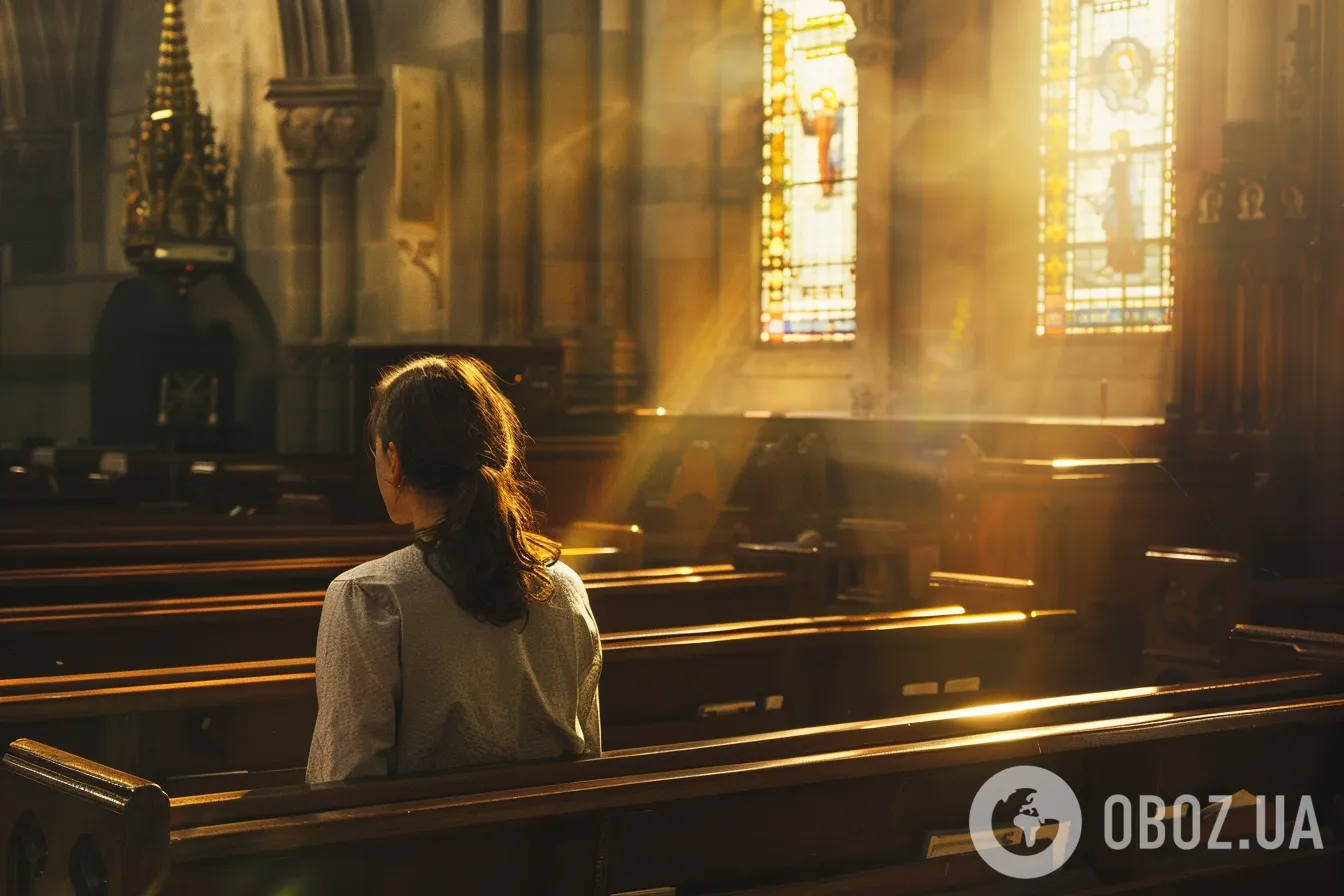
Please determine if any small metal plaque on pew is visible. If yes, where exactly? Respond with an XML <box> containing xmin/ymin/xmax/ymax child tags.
<box><xmin>697</xmin><ymin>695</ymin><xmax>783</xmax><ymax>717</ymax></box>
<box><xmin>98</xmin><ymin>452</ymin><xmax>128</xmax><ymax>479</ymax></box>
<box><xmin>901</xmin><ymin>677</ymin><xmax>981</xmax><ymax>697</ymax></box>
<box><xmin>30</xmin><ymin>446</ymin><xmax>56</xmax><ymax>471</ymax></box>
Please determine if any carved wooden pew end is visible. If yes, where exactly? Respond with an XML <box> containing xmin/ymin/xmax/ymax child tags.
<box><xmin>0</xmin><ymin>739</ymin><xmax>170</xmax><ymax>895</ymax></box>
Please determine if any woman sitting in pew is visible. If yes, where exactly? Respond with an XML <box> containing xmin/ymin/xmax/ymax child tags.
<box><xmin>307</xmin><ymin>354</ymin><xmax>602</xmax><ymax>783</ymax></box>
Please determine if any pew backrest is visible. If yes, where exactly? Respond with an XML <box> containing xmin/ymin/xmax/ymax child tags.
<box><xmin>0</xmin><ymin>568</ymin><xmax>793</xmax><ymax>676</ymax></box>
<box><xmin>5</xmin><ymin>673</ymin><xmax>1342</xmax><ymax>895</ymax></box>
<box><xmin>0</xmin><ymin>609</ymin><xmax>1075</xmax><ymax>783</ymax></box>
<box><xmin>0</xmin><ymin>545</ymin><xmax>641</xmax><ymax>604</ymax></box>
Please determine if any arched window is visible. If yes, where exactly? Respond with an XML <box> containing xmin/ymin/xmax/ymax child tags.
<box><xmin>760</xmin><ymin>0</ymin><xmax>858</xmax><ymax>343</ymax></box>
<box><xmin>1039</xmin><ymin>0</ymin><xmax>1177</xmax><ymax>335</ymax></box>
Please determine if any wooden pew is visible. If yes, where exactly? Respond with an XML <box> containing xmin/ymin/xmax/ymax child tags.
<box><xmin>0</xmin><ymin>518</ymin><xmax>399</xmax><ymax>546</ymax></box>
<box><xmin>0</xmin><ymin>448</ymin><xmax>362</xmax><ymax>519</ymax></box>
<box><xmin>1</xmin><ymin>431</ymin><xmax>622</xmax><ymax>528</ymax></box>
<box><xmin>1220</xmin><ymin>624</ymin><xmax>1344</xmax><ymax>676</ymax></box>
<box><xmin>1144</xmin><ymin>619</ymin><xmax>1344</xmax><ymax>685</ymax></box>
<box><xmin>0</xmin><ymin>543</ymin><xmax>644</xmax><ymax>606</ymax></box>
<box><xmin>0</xmin><ymin>566</ymin><xmax>799</xmax><ymax>676</ymax></box>
<box><xmin>0</xmin><ymin>519</ymin><xmax>642</xmax><ymax>571</ymax></box>
<box><xmin>0</xmin><ymin>525</ymin><xmax>411</xmax><ymax>570</ymax></box>
<box><xmin>4</xmin><ymin>668</ymin><xmax>1339</xmax><ymax>894</ymax></box>
<box><xmin>937</xmin><ymin>443</ymin><xmax>1255</xmax><ymax>691</ymax></box>
<box><xmin>1135</xmin><ymin>544</ymin><xmax>1344</xmax><ymax>686</ymax></box>
<box><xmin>829</xmin><ymin>517</ymin><xmax>941</xmax><ymax>608</ymax></box>
<box><xmin>926</xmin><ymin>570</ymin><xmax>1036</xmax><ymax>614</ymax></box>
<box><xmin>0</xmin><ymin>609</ymin><xmax>1074</xmax><ymax>786</ymax></box>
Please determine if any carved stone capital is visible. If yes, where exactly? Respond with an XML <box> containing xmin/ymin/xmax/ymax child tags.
<box><xmin>843</xmin><ymin>0</ymin><xmax>895</xmax><ymax>31</ymax></box>
<box><xmin>316</xmin><ymin>105</ymin><xmax>379</xmax><ymax>172</ymax></box>
<box><xmin>843</xmin><ymin>0</ymin><xmax>900</xmax><ymax>67</ymax></box>
<box><xmin>266</xmin><ymin>75</ymin><xmax>384</xmax><ymax>173</ymax></box>
<box><xmin>275</xmin><ymin>105</ymin><xmax>324</xmax><ymax>170</ymax></box>
<box><xmin>847</xmin><ymin>31</ymin><xmax>900</xmax><ymax>68</ymax></box>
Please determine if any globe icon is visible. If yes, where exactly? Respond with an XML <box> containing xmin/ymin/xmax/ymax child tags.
<box><xmin>970</xmin><ymin>766</ymin><xmax>1083</xmax><ymax>880</ymax></box>
<box><xmin>992</xmin><ymin>787</ymin><xmax>1058</xmax><ymax>856</ymax></box>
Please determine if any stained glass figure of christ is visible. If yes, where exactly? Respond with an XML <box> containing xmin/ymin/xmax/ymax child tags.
<box><xmin>761</xmin><ymin>0</ymin><xmax>859</xmax><ymax>343</ymax></box>
<box><xmin>1039</xmin><ymin>0</ymin><xmax>1177</xmax><ymax>335</ymax></box>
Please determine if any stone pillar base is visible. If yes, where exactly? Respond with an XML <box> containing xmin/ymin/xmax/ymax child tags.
<box><xmin>277</xmin><ymin>344</ymin><xmax>354</xmax><ymax>454</ymax></box>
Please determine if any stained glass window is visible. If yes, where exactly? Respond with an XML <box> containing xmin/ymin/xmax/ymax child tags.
<box><xmin>760</xmin><ymin>0</ymin><xmax>858</xmax><ymax>343</ymax></box>
<box><xmin>1039</xmin><ymin>0</ymin><xmax>1177</xmax><ymax>335</ymax></box>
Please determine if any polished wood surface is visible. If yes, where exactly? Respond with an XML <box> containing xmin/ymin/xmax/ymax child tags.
<box><xmin>0</xmin><ymin>566</ymin><xmax>801</xmax><ymax>676</ymax></box>
<box><xmin>0</xmin><ymin>608</ymin><xmax>1072</xmax><ymax>784</ymax></box>
<box><xmin>4</xmin><ymin>657</ymin><xmax>1338</xmax><ymax>895</ymax></box>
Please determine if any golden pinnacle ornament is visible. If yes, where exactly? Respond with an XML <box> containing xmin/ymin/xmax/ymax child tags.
<box><xmin>123</xmin><ymin>0</ymin><xmax>236</xmax><ymax>273</ymax></box>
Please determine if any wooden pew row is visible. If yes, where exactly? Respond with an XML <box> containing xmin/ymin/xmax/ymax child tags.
<box><xmin>0</xmin><ymin>520</ymin><xmax>644</xmax><ymax>572</ymax></box>
<box><xmin>4</xmin><ymin>665</ymin><xmax>1339</xmax><ymax>894</ymax></box>
<box><xmin>1125</xmin><ymin>544</ymin><xmax>1344</xmax><ymax>686</ymax></box>
<box><xmin>166</xmin><ymin>668</ymin><xmax>1332</xmax><ymax>824</ymax></box>
<box><xmin>0</xmin><ymin>527</ymin><xmax>412</xmax><ymax>570</ymax></box>
<box><xmin>0</xmin><ymin>449</ymin><xmax>366</xmax><ymax>520</ymax></box>
<box><xmin>1</xmin><ymin>434</ymin><xmax>620</xmax><ymax>528</ymax></box>
<box><xmin>0</xmin><ymin>546</ymin><xmax>645</xmax><ymax>606</ymax></box>
<box><xmin>0</xmin><ymin>609</ymin><xmax>1074</xmax><ymax>787</ymax></box>
<box><xmin>1144</xmin><ymin>623</ymin><xmax>1344</xmax><ymax>685</ymax></box>
<box><xmin>0</xmin><ymin>520</ymin><xmax>400</xmax><ymax>546</ymax></box>
<box><xmin>0</xmin><ymin>566</ymin><xmax>810</xmax><ymax>676</ymax></box>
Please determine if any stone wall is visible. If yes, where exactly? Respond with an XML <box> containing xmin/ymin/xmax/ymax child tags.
<box><xmin>0</xmin><ymin>0</ymin><xmax>1212</xmax><ymax>448</ymax></box>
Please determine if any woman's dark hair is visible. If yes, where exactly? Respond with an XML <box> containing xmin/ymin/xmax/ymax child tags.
<box><xmin>368</xmin><ymin>354</ymin><xmax>560</xmax><ymax>627</ymax></box>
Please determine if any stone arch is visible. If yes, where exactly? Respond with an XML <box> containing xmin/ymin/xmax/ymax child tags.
<box><xmin>186</xmin><ymin>269</ymin><xmax>282</xmax><ymax>452</ymax></box>
<box><xmin>0</xmin><ymin>0</ymin><xmax>116</xmax><ymax>125</ymax></box>
<box><xmin>274</xmin><ymin>0</ymin><xmax>376</xmax><ymax>79</ymax></box>
<box><xmin>0</xmin><ymin>0</ymin><xmax>118</xmax><ymax>274</ymax></box>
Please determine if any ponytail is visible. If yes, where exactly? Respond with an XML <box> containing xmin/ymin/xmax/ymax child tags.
<box><xmin>377</xmin><ymin>355</ymin><xmax>561</xmax><ymax>629</ymax></box>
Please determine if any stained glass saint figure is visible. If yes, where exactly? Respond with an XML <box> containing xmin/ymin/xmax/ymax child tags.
<box><xmin>1037</xmin><ymin>0</ymin><xmax>1176</xmax><ymax>334</ymax></box>
<box><xmin>760</xmin><ymin>0</ymin><xmax>858</xmax><ymax>343</ymax></box>
<box><xmin>1095</xmin><ymin>129</ymin><xmax>1145</xmax><ymax>276</ymax></box>
<box><xmin>800</xmin><ymin>86</ymin><xmax>846</xmax><ymax>197</ymax></box>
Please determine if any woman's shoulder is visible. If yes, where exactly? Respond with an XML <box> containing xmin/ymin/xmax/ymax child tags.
<box><xmin>544</xmin><ymin>560</ymin><xmax>587</xmax><ymax>600</ymax></box>
<box><xmin>543</xmin><ymin>561</ymin><xmax>597</xmax><ymax>617</ymax></box>
<box><xmin>327</xmin><ymin>545</ymin><xmax>428</xmax><ymax>609</ymax></box>
<box><xmin>540</xmin><ymin>561</ymin><xmax>599</xmax><ymax>642</ymax></box>
<box><xmin>333</xmin><ymin>544</ymin><xmax>423</xmax><ymax>586</ymax></box>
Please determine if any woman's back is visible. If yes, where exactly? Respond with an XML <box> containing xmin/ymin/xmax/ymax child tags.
<box><xmin>307</xmin><ymin>547</ymin><xmax>602</xmax><ymax>783</ymax></box>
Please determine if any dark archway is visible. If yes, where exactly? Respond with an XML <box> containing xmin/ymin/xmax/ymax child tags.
<box><xmin>90</xmin><ymin>269</ymin><xmax>279</xmax><ymax>452</ymax></box>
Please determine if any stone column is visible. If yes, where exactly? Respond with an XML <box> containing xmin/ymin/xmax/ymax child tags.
<box><xmin>268</xmin><ymin>79</ymin><xmax>381</xmax><ymax>341</ymax></box>
<box><xmin>496</xmin><ymin>0</ymin><xmax>533</xmax><ymax>341</ymax></box>
<box><xmin>638</xmin><ymin>0</ymin><xmax>718</xmax><ymax>408</ymax></box>
<box><xmin>0</xmin><ymin>126</ymin><xmax>73</xmax><ymax>277</ymax></box>
<box><xmin>1222</xmin><ymin>0</ymin><xmax>1280</xmax><ymax>166</ymax></box>
<box><xmin>319</xmin><ymin>165</ymin><xmax>359</xmax><ymax>344</ymax></box>
<box><xmin>274</xmin><ymin>107</ymin><xmax>323</xmax><ymax>344</ymax></box>
<box><xmin>843</xmin><ymin>1</ymin><xmax>900</xmax><ymax>410</ymax></box>
<box><xmin>1226</xmin><ymin>0</ymin><xmax>1280</xmax><ymax>125</ymax></box>
<box><xmin>266</xmin><ymin>76</ymin><xmax>382</xmax><ymax>453</ymax></box>
<box><xmin>572</xmin><ymin>0</ymin><xmax>640</xmax><ymax>405</ymax></box>
<box><xmin>537</xmin><ymin>0</ymin><xmax>597</xmax><ymax>349</ymax></box>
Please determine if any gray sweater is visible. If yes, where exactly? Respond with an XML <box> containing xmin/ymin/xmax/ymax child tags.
<box><xmin>306</xmin><ymin>546</ymin><xmax>602</xmax><ymax>784</ymax></box>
